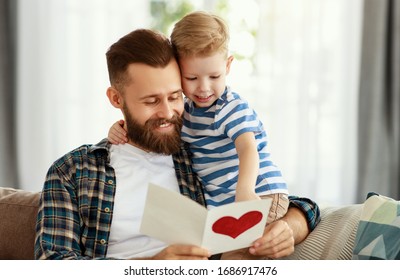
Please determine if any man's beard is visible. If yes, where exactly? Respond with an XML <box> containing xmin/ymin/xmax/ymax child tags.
<box><xmin>123</xmin><ymin>105</ymin><xmax>183</xmax><ymax>155</ymax></box>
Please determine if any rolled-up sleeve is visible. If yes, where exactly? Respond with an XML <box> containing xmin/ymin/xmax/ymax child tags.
<box><xmin>288</xmin><ymin>196</ymin><xmax>321</xmax><ymax>231</ymax></box>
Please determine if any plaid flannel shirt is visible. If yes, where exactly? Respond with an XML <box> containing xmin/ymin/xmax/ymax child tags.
<box><xmin>34</xmin><ymin>138</ymin><xmax>320</xmax><ymax>259</ymax></box>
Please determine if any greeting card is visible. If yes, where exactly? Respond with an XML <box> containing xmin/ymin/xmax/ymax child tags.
<box><xmin>140</xmin><ymin>183</ymin><xmax>271</xmax><ymax>254</ymax></box>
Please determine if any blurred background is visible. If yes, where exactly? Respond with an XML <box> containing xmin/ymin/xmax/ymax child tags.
<box><xmin>0</xmin><ymin>0</ymin><xmax>399</xmax><ymax>206</ymax></box>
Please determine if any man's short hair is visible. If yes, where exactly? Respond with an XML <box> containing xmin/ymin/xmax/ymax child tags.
<box><xmin>106</xmin><ymin>29</ymin><xmax>175</xmax><ymax>92</ymax></box>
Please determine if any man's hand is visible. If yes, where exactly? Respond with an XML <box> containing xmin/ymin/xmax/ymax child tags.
<box><xmin>249</xmin><ymin>219</ymin><xmax>295</xmax><ymax>259</ymax></box>
<box><xmin>148</xmin><ymin>244</ymin><xmax>211</xmax><ymax>260</ymax></box>
<box><xmin>249</xmin><ymin>206</ymin><xmax>309</xmax><ymax>259</ymax></box>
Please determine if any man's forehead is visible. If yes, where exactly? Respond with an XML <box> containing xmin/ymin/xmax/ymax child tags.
<box><xmin>124</xmin><ymin>62</ymin><xmax>181</xmax><ymax>97</ymax></box>
<box><xmin>127</xmin><ymin>62</ymin><xmax>180</xmax><ymax>81</ymax></box>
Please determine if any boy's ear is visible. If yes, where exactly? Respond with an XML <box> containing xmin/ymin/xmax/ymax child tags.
<box><xmin>226</xmin><ymin>55</ymin><xmax>234</xmax><ymax>75</ymax></box>
<box><xmin>106</xmin><ymin>87</ymin><xmax>123</xmax><ymax>109</ymax></box>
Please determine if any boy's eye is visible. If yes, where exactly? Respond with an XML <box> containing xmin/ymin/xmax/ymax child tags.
<box><xmin>185</xmin><ymin>77</ymin><xmax>197</xmax><ymax>81</ymax></box>
<box><xmin>210</xmin><ymin>75</ymin><xmax>221</xmax><ymax>79</ymax></box>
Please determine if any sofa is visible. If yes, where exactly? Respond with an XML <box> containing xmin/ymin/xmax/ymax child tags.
<box><xmin>0</xmin><ymin>187</ymin><xmax>39</xmax><ymax>259</ymax></box>
<box><xmin>0</xmin><ymin>186</ymin><xmax>398</xmax><ymax>260</ymax></box>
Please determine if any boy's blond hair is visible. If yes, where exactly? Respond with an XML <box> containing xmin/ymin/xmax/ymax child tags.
<box><xmin>171</xmin><ymin>11</ymin><xmax>229</xmax><ymax>58</ymax></box>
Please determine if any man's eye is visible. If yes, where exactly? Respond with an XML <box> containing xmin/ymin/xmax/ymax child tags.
<box><xmin>144</xmin><ymin>99</ymin><xmax>157</xmax><ymax>105</ymax></box>
<box><xmin>170</xmin><ymin>94</ymin><xmax>181</xmax><ymax>101</ymax></box>
<box><xmin>185</xmin><ymin>77</ymin><xmax>196</xmax><ymax>81</ymax></box>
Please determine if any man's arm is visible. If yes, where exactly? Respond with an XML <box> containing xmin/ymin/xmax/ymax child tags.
<box><xmin>249</xmin><ymin>196</ymin><xmax>321</xmax><ymax>258</ymax></box>
<box><xmin>281</xmin><ymin>206</ymin><xmax>309</xmax><ymax>244</ymax></box>
<box><xmin>34</xmin><ymin>163</ymin><xmax>92</xmax><ymax>260</ymax></box>
<box><xmin>287</xmin><ymin>195</ymin><xmax>321</xmax><ymax>233</ymax></box>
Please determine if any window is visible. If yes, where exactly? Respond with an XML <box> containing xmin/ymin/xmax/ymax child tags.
<box><xmin>17</xmin><ymin>0</ymin><xmax>362</xmax><ymax>205</ymax></box>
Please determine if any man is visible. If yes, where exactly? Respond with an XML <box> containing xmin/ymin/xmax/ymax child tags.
<box><xmin>34</xmin><ymin>29</ymin><xmax>320</xmax><ymax>260</ymax></box>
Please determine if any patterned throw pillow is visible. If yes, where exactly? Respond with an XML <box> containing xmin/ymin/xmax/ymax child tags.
<box><xmin>352</xmin><ymin>192</ymin><xmax>400</xmax><ymax>260</ymax></box>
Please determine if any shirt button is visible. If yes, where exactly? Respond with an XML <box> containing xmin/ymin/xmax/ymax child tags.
<box><xmin>100</xmin><ymin>239</ymin><xmax>106</xmax><ymax>245</ymax></box>
<box><xmin>107</xmin><ymin>179</ymin><xmax>113</xmax><ymax>184</ymax></box>
<box><xmin>104</xmin><ymin>207</ymin><xmax>110</xmax><ymax>213</ymax></box>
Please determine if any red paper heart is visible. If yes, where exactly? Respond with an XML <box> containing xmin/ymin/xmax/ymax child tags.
<box><xmin>212</xmin><ymin>211</ymin><xmax>263</xmax><ymax>239</ymax></box>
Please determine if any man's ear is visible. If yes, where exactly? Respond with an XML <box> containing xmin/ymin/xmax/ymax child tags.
<box><xmin>226</xmin><ymin>55</ymin><xmax>234</xmax><ymax>75</ymax></box>
<box><xmin>106</xmin><ymin>87</ymin><xmax>123</xmax><ymax>109</ymax></box>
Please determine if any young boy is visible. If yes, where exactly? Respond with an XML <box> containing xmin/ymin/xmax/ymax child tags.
<box><xmin>108</xmin><ymin>11</ymin><xmax>289</xmax><ymax>259</ymax></box>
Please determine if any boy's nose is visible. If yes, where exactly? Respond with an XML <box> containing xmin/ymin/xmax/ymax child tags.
<box><xmin>199</xmin><ymin>80</ymin><xmax>210</xmax><ymax>92</ymax></box>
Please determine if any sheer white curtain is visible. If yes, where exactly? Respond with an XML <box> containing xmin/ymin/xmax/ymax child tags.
<box><xmin>226</xmin><ymin>0</ymin><xmax>363</xmax><ymax>205</ymax></box>
<box><xmin>17</xmin><ymin>0</ymin><xmax>363</xmax><ymax>206</ymax></box>
<box><xmin>17</xmin><ymin>0</ymin><xmax>149</xmax><ymax>191</ymax></box>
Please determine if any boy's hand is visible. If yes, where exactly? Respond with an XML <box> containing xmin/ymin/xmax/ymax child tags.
<box><xmin>108</xmin><ymin>119</ymin><xmax>128</xmax><ymax>144</ymax></box>
<box><xmin>235</xmin><ymin>190</ymin><xmax>261</xmax><ymax>202</ymax></box>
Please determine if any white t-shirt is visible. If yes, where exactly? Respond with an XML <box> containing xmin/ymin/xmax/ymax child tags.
<box><xmin>106</xmin><ymin>143</ymin><xmax>180</xmax><ymax>259</ymax></box>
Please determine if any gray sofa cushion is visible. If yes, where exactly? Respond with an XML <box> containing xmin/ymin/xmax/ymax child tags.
<box><xmin>281</xmin><ymin>204</ymin><xmax>363</xmax><ymax>260</ymax></box>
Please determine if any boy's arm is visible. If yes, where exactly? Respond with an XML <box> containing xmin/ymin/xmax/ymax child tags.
<box><xmin>234</xmin><ymin>132</ymin><xmax>260</xmax><ymax>201</ymax></box>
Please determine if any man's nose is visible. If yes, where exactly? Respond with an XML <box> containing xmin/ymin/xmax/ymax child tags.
<box><xmin>157</xmin><ymin>101</ymin><xmax>174</xmax><ymax>119</ymax></box>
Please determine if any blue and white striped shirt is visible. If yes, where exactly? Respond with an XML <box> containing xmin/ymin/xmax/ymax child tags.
<box><xmin>181</xmin><ymin>87</ymin><xmax>288</xmax><ymax>208</ymax></box>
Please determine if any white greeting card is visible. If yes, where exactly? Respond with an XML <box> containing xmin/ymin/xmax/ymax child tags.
<box><xmin>140</xmin><ymin>183</ymin><xmax>271</xmax><ymax>255</ymax></box>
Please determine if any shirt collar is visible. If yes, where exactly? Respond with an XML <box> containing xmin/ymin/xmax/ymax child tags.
<box><xmin>88</xmin><ymin>138</ymin><xmax>111</xmax><ymax>153</ymax></box>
